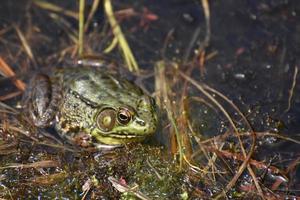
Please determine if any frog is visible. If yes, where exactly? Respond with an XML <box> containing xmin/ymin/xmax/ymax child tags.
<box><xmin>23</xmin><ymin>66</ymin><xmax>158</xmax><ymax>146</ymax></box>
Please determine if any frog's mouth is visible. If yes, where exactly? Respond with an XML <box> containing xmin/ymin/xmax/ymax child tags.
<box><xmin>91</xmin><ymin>131</ymin><xmax>147</xmax><ymax>145</ymax></box>
<box><xmin>100</xmin><ymin>132</ymin><xmax>146</xmax><ymax>139</ymax></box>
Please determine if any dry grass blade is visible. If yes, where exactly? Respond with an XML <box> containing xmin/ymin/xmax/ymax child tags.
<box><xmin>201</xmin><ymin>131</ymin><xmax>300</xmax><ymax>147</ymax></box>
<box><xmin>30</xmin><ymin>171</ymin><xmax>68</xmax><ymax>185</ymax></box>
<box><xmin>155</xmin><ymin>61</ymin><xmax>184</xmax><ymax>168</ymax></box>
<box><xmin>0</xmin><ymin>57</ymin><xmax>26</xmax><ymax>91</ymax></box>
<box><xmin>49</xmin><ymin>13</ymin><xmax>78</xmax><ymax>44</ymax></box>
<box><xmin>285</xmin><ymin>66</ymin><xmax>298</xmax><ymax>113</ymax></box>
<box><xmin>14</xmin><ymin>25</ymin><xmax>38</xmax><ymax>68</ymax></box>
<box><xmin>166</xmin><ymin>108</ymin><xmax>184</xmax><ymax>169</ymax></box>
<box><xmin>0</xmin><ymin>26</ymin><xmax>12</xmax><ymax>36</ymax></box>
<box><xmin>205</xmin><ymin>147</ymin><xmax>287</xmax><ymax>180</ymax></box>
<box><xmin>108</xmin><ymin>176</ymin><xmax>152</xmax><ymax>200</ymax></box>
<box><xmin>104</xmin><ymin>0</ymin><xmax>139</xmax><ymax>72</ymax></box>
<box><xmin>81</xmin><ymin>177</ymin><xmax>95</xmax><ymax>200</ymax></box>
<box><xmin>19</xmin><ymin>139</ymin><xmax>80</xmax><ymax>153</ymax></box>
<box><xmin>0</xmin><ymin>184</ymin><xmax>13</xmax><ymax>200</ymax></box>
<box><xmin>248</xmin><ymin>131</ymin><xmax>300</xmax><ymax>145</ymax></box>
<box><xmin>0</xmin><ymin>160</ymin><xmax>59</xmax><ymax>169</ymax></box>
<box><xmin>0</xmin><ymin>141</ymin><xmax>17</xmax><ymax>151</ymax></box>
<box><xmin>0</xmin><ymin>102</ymin><xmax>18</xmax><ymax>114</ymax></box>
<box><xmin>0</xmin><ymin>90</ymin><xmax>23</xmax><ymax>101</ymax></box>
<box><xmin>0</xmin><ymin>149</ymin><xmax>18</xmax><ymax>155</ymax></box>
<box><xmin>1</xmin><ymin>124</ymin><xmax>39</xmax><ymax>141</ymax></box>
<box><xmin>84</xmin><ymin>0</ymin><xmax>100</xmax><ymax>32</ymax></box>
<box><xmin>103</xmin><ymin>37</ymin><xmax>118</xmax><ymax>53</ymax></box>
<box><xmin>32</xmin><ymin>0</ymin><xmax>78</xmax><ymax>19</ymax></box>
<box><xmin>200</xmin><ymin>0</ymin><xmax>211</xmax><ymax>49</ymax></box>
<box><xmin>184</xmin><ymin>0</ymin><xmax>211</xmax><ymax>64</ymax></box>
<box><xmin>78</xmin><ymin>0</ymin><xmax>85</xmax><ymax>56</ymax></box>
<box><xmin>154</xmin><ymin>61</ymin><xmax>169</xmax><ymax>108</ymax></box>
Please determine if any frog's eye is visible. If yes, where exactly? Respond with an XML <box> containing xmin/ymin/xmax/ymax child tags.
<box><xmin>117</xmin><ymin>108</ymin><xmax>132</xmax><ymax>125</ymax></box>
<box><xmin>96</xmin><ymin>108</ymin><xmax>116</xmax><ymax>132</ymax></box>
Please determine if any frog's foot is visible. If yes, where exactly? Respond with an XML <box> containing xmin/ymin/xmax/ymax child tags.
<box><xmin>72</xmin><ymin>132</ymin><xmax>92</xmax><ymax>147</ymax></box>
<box><xmin>29</xmin><ymin>73</ymin><xmax>62</xmax><ymax>127</ymax></box>
<box><xmin>68</xmin><ymin>132</ymin><xmax>121</xmax><ymax>149</ymax></box>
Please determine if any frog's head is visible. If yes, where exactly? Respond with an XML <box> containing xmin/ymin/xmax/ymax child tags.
<box><xmin>90</xmin><ymin>95</ymin><xmax>158</xmax><ymax>145</ymax></box>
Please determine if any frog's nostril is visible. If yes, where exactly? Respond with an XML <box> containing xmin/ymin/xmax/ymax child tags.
<box><xmin>136</xmin><ymin>119</ymin><xmax>146</xmax><ymax>126</ymax></box>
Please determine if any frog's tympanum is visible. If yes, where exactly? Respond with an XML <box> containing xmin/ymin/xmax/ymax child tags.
<box><xmin>23</xmin><ymin>67</ymin><xmax>158</xmax><ymax>145</ymax></box>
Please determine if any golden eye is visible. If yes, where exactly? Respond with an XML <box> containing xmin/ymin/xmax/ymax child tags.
<box><xmin>96</xmin><ymin>108</ymin><xmax>116</xmax><ymax>132</ymax></box>
<box><xmin>117</xmin><ymin>108</ymin><xmax>132</xmax><ymax>125</ymax></box>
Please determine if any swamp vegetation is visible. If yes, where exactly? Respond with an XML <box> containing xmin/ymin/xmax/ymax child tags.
<box><xmin>0</xmin><ymin>0</ymin><xmax>300</xmax><ymax>199</ymax></box>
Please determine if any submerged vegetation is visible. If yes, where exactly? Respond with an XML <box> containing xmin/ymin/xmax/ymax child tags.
<box><xmin>0</xmin><ymin>0</ymin><xmax>300</xmax><ymax>199</ymax></box>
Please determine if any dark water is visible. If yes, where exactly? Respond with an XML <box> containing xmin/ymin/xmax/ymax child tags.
<box><xmin>128</xmin><ymin>1</ymin><xmax>300</xmax><ymax>185</ymax></box>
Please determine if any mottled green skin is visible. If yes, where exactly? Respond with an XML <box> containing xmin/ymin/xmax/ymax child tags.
<box><xmin>26</xmin><ymin>67</ymin><xmax>158</xmax><ymax>145</ymax></box>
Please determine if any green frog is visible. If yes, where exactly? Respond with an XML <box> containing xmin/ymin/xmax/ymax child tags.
<box><xmin>23</xmin><ymin>67</ymin><xmax>158</xmax><ymax>146</ymax></box>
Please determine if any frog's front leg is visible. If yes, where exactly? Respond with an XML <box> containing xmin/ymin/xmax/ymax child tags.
<box><xmin>28</xmin><ymin>73</ymin><xmax>62</xmax><ymax>127</ymax></box>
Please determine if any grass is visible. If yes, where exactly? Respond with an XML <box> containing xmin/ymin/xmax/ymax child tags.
<box><xmin>78</xmin><ymin>0</ymin><xmax>85</xmax><ymax>56</ymax></box>
<box><xmin>103</xmin><ymin>0</ymin><xmax>139</xmax><ymax>72</ymax></box>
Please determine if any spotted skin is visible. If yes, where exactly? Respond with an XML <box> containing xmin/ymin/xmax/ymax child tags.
<box><xmin>25</xmin><ymin>67</ymin><xmax>158</xmax><ymax>145</ymax></box>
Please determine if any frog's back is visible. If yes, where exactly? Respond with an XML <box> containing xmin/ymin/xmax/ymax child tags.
<box><xmin>54</xmin><ymin>67</ymin><xmax>144</xmax><ymax>108</ymax></box>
